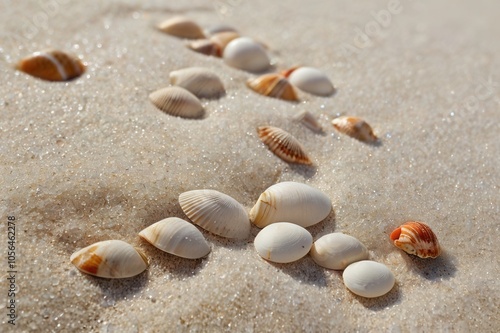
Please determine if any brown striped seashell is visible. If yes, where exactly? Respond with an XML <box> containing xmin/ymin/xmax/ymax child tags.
<box><xmin>332</xmin><ymin>116</ymin><xmax>378</xmax><ymax>143</ymax></box>
<box><xmin>16</xmin><ymin>49</ymin><xmax>85</xmax><ymax>81</ymax></box>
<box><xmin>187</xmin><ymin>39</ymin><xmax>222</xmax><ymax>57</ymax></box>
<box><xmin>390</xmin><ymin>221</ymin><xmax>441</xmax><ymax>258</ymax></box>
<box><xmin>157</xmin><ymin>16</ymin><xmax>205</xmax><ymax>39</ymax></box>
<box><xmin>257</xmin><ymin>126</ymin><xmax>312</xmax><ymax>165</ymax></box>
<box><xmin>149</xmin><ymin>86</ymin><xmax>204</xmax><ymax>119</ymax></box>
<box><xmin>247</xmin><ymin>74</ymin><xmax>298</xmax><ymax>101</ymax></box>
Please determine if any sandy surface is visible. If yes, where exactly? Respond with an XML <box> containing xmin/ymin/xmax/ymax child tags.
<box><xmin>1</xmin><ymin>0</ymin><xmax>499</xmax><ymax>332</ymax></box>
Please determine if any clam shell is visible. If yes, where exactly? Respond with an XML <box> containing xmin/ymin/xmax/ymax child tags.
<box><xmin>287</xmin><ymin>67</ymin><xmax>335</xmax><ymax>96</ymax></box>
<box><xmin>223</xmin><ymin>37</ymin><xmax>271</xmax><ymax>73</ymax></box>
<box><xmin>249</xmin><ymin>181</ymin><xmax>332</xmax><ymax>228</ymax></box>
<box><xmin>293</xmin><ymin>110</ymin><xmax>323</xmax><ymax>133</ymax></box>
<box><xmin>342</xmin><ymin>260</ymin><xmax>395</xmax><ymax>298</ymax></box>
<box><xmin>254</xmin><ymin>222</ymin><xmax>313</xmax><ymax>263</ymax></box>
<box><xmin>149</xmin><ymin>86</ymin><xmax>204</xmax><ymax>119</ymax></box>
<box><xmin>257</xmin><ymin>126</ymin><xmax>312</xmax><ymax>165</ymax></box>
<box><xmin>310</xmin><ymin>233</ymin><xmax>369</xmax><ymax>270</ymax></box>
<box><xmin>187</xmin><ymin>39</ymin><xmax>222</xmax><ymax>57</ymax></box>
<box><xmin>332</xmin><ymin>116</ymin><xmax>378</xmax><ymax>143</ymax></box>
<box><xmin>157</xmin><ymin>16</ymin><xmax>205</xmax><ymax>39</ymax></box>
<box><xmin>16</xmin><ymin>49</ymin><xmax>85</xmax><ymax>81</ymax></box>
<box><xmin>170</xmin><ymin>67</ymin><xmax>225</xmax><ymax>99</ymax></box>
<box><xmin>390</xmin><ymin>221</ymin><xmax>441</xmax><ymax>258</ymax></box>
<box><xmin>70</xmin><ymin>240</ymin><xmax>148</xmax><ymax>279</ymax></box>
<box><xmin>179</xmin><ymin>189</ymin><xmax>250</xmax><ymax>239</ymax></box>
<box><xmin>247</xmin><ymin>74</ymin><xmax>298</xmax><ymax>101</ymax></box>
<box><xmin>139</xmin><ymin>217</ymin><xmax>210</xmax><ymax>259</ymax></box>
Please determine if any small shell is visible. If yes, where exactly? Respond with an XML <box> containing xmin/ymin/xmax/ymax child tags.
<box><xmin>390</xmin><ymin>221</ymin><xmax>441</xmax><ymax>258</ymax></box>
<box><xmin>332</xmin><ymin>116</ymin><xmax>378</xmax><ymax>143</ymax></box>
<box><xmin>16</xmin><ymin>49</ymin><xmax>85</xmax><ymax>81</ymax></box>
<box><xmin>139</xmin><ymin>217</ymin><xmax>210</xmax><ymax>259</ymax></box>
<box><xmin>204</xmin><ymin>24</ymin><xmax>238</xmax><ymax>36</ymax></box>
<box><xmin>247</xmin><ymin>74</ymin><xmax>298</xmax><ymax>101</ymax></box>
<box><xmin>179</xmin><ymin>189</ymin><xmax>250</xmax><ymax>239</ymax></box>
<box><xmin>249</xmin><ymin>181</ymin><xmax>332</xmax><ymax>228</ymax></box>
<box><xmin>310</xmin><ymin>233</ymin><xmax>369</xmax><ymax>270</ymax></box>
<box><xmin>149</xmin><ymin>86</ymin><xmax>204</xmax><ymax>119</ymax></box>
<box><xmin>187</xmin><ymin>39</ymin><xmax>222</xmax><ymax>57</ymax></box>
<box><xmin>286</xmin><ymin>67</ymin><xmax>335</xmax><ymax>96</ymax></box>
<box><xmin>157</xmin><ymin>16</ymin><xmax>205</xmax><ymax>39</ymax></box>
<box><xmin>170</xmin><ymin>67</ymin><xmax>225</xmax><ymax>99</ymax></box>
<box><xmin>254</xmin><ymin>222</ymin><xmax>313</xmax><ymax>263</ymax></box>
<box><xmin>70</xmin><ymin>240</ymin><xmax>148</xmax><ymax>279</ymax></box>
<box><xmin>257</xmin><ymin>126</ymin><xmax>312</xmax><ymax>165</ymax></box>
<box><xmin>342</xmin><ymin>260</ymin><xmax>395</xmax><ymax>298</ymax></box>
<box><xmin>209</xmin><ymin>31</ymin><xmax>240</xmax><ymax>50</ymax></box>
<box><xmin>293</xmin><ymin>110</ymin><xmax>323</xmax><ymax>133</ymax></box>
<box><xmin>223</xmin><ymin>37</ymin><xmax>271</xmax><ymax>73</ymax></box>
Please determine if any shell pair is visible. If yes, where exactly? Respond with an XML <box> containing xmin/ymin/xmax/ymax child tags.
<box><xmin>16</xmin><ymin>49</ymin><xmax>85</xmax><ymax>82</ymax></box>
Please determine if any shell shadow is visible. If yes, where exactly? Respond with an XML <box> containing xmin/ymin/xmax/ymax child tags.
<box><xmin>366</xmin><ymin>139</ymin><xmax>383</xmax><ymax>147</ymax></box>
<box><xmin>267</xmin><ymin>256</ymin><xmax>329</xmax><ymax>287</ymax></box>
<box><xmin>307</xmin><ymin>208</ymin><xmax>337</xmax><ymax>237</ymax></box>
<box><xmin>289</xmin><ymin>163</ymin><xmax>317</xmax><ymax>178</ymax></box>
<box><xmin>405</xmin><ymin>250</ymin><xmax>457</xmax><ymax>280</ymax></box>
<box><xmin>86</xmin><ymin>269</ymin><xmax>149</xmax><ymax>301</ymax></box>
<box><xmin>351</xmin><ymin>281</ymin><xmax>402</xmax><ymax>310</ymax></box>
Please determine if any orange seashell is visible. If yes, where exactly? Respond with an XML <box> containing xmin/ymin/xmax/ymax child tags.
<box><xmin>257</xmin><ymin>126</ymin><xmax>312</xmax><ymax>165</ymax></box>
<box><xmin>16</xmin><ymin>49</ymin><xmax>85</xmax><ymax>81</ymax></box>
<box><xmin>209</xmin><ymin>31</ymin><xmax>239</xmax><ymax>50</ymax></box>
<box><xmin>332</xmin><ymin>116</ymin><xmax>378</xmax><ymax>143</ymax></box>
<box><xmin>247</xmin><ymin>74</ymin><xmax>298</xmax><ymax>101</ymax></box>
<box><xmin>390</xmin><ymin>221</ymin><xmax>441</xmax><ymax>258</ymax></box>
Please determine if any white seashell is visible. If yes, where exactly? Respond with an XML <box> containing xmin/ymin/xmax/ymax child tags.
<box><xmin>310</xmin><ymin>233</ymin><xmax>369</xmax><ymax>270</ymax></box>
<box><xmin>254</xmin><ymin>222</ymin><xmax>313</xmax><ymax>263</ymax></box>
<box><xmin>343</xmin><ymin>260</ymin><xmax>395</xmax><ymax>298</ymax></box>
<box><xmin>257</xmin><ymin>126</ymin><xmax>312</xmax><ymax>165</ymax></box>
<box><xmin>70</xmin><ymin>240</ymin><xmax>148</xmax><ymax>279</ymax></box>
<box><xmin>287</xmin><ymin>67</ymin><xmax>335</xmax><ymax>96</ymax></box>
<box><xmin>223</xmin><ymin>37</ymin><xmax>271</xmax><ymax>73</ymax></box>
<box><xmin>293</xmin><ymin>110</ymin><xmax>323</xmax><ymax>133</ymax></box>
<box><xmin>149</xmin><ymin>86</ymin><xmax>204</xmax><ymax>119</ymax></box>
<box><xmin>179</xmin><ymin>189</ymin><xmax>250</xmax><ymax>239</ymax></box>
<box><xmin>249</xmin><ymin>181</ymin><xmax>332</xmax><ymax>228</ymax></box>
<box><xmin>157</xmin><ymin>16</ymin><xmax>205</xmax><ymax>39</ymax></box>
<box><xmin>169</xmin><ymin>67</ymin><xmax>225</xmax><ymax>99</ymax></box>
<box><xmin>139</xmin><ymin>217</ymin><xmax>210</xmax><ymax>259</ymax></box>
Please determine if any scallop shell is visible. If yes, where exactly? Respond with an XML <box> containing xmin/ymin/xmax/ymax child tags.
<box><xmin>187</xmin><ymin>39</ymin><xmax>222</xmax><ymax>57</ymax></box>
<box><xmin>16</xmin><ymin>49</ymin><xmax>85</xmax><ymax>81</ymax></box>
<box><xmin>310</xmin><ymin>233</ymin><xmax>369</xmax><ymax>270</ymax></box>
<box><xmin>157</xmin><ymin>16</ymin><xmax>205</xmax><ymax>39</ymax></box>
<box><xmin>257</xmin><ymin>126</ymin><xmax>312</xmax><ymax>165</ymax></box>
<box><xmin>178</xmin><ymin>189</ymin><xmax>250</xmax><ymax>239</ymax></box>
<box><xmin>342</xmin><ymin>260</ymin><xmax>395</xmax><ymax>298</ymax></box>
<box><xmin>254</xmin><ymin>222</ymin><xmax>313</xmax><ymax>263</ymax></box>
<box><xmin>70</xmin><ymin>240</ymin><xmax>148</xmax><ymax>279</ymax></box>
<box><xmin>390</xmin><ymin>221</ymin><xmax>441</xmax><ymax>258</ymax></box>
<box><xmin>332</xmin><ymin>116</ymin><xmax>378</xmax><ymax>143</ymax></box>
<box><xmin>223</xmin><ymin>37</ymin><xmax>271</xmax><ymax>73</ymax></box>
<box><xmin>293</xmin><ymin>110</ymin><xmax>323</xmax><ymax>133</ymax></box>
<box><xmin>286</xmin><ymin>67</ymin><xmax>335</xmax><ymax>96</ymax></box>
<box><xmin>249</xmin><ymin>181</ymin><xmax>332</xmax><ymax>228</ymax></box>
<box><xmin>247</xmin><ymin>74</ymin><xmax>298</xmax><ymax>101</ymax></box>
<box><xmin>139</xmin><ymin>217</ymin><xmax>210</xmax><ymax>259</ymax></box>
<box><xmin>149</xmin><ymin>86</ymin><xmax>204</xmax><ymax>119</ymax></box>
<box><xmin>170</xmin><ymin>67</ymin><xmax>225</xmax><ymax>99</ymax></box>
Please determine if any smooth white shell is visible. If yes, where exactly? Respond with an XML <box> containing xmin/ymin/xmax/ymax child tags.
<box><xmin>254</xmin><ymin>222</ymin><xmax>313</xmax><ymax>263</ymax></box>
<box><xmin>139</xmin><ymin>217</ymin><xmax>211</xmax><ymax>259</ymax></box>
<box><xmin>223</xmin><ymin>37</ymin><xmax>271</xmax><ymax>73</ymax></box>
<box><xmin>149</xmin><ymin>86</ymin><xmax>204</xmax><ymax>119</ymax></box>
<box><xmin>293</xmin><ymin>110</ymin><xmax>323</xmax><ymax>133</ymax></box>
<box><xmin>310</xmin><ymin>233</ymin><xmax>369</xmax><ymax>270</ymax></box>
<box><xmin>288</xmin><ymin>67</ymin><xmax>335</xmax><ymax>96</ymax></box>
<box><xmin>249</xmin><ymin>182</ymin><xmax>332</xmax><ymax>228</ymax></box>
<box><xmin>169</xmin><ymin>67</ymin><xmax>225</xmax><ymax>99</ymax></box>
<box><xmin>342</xmin><ymin>260</ymin><xmax>395</xmax><ymax>298</ymax></box>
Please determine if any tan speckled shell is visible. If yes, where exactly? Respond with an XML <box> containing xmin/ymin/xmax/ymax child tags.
<box><xmin>332</xmin><ymin>116</ymin><xmax>378</xmax><ymax>143</ymax></box>
<box><xmin>390</xmin><ymin>221</ymin><xmax>441</xmax><ymax>258</ymax></box>
<box><xmin>16</xmin><ymin>49</ymin><xmax>85</xmax><ymax>81</ymax></box>
<box><xmin>149</xmin><ymin>86</ymin><xmax>204</xmax><ymax>119</ymax></box>
<box><xmin>157</xmin><ymin>16</ymin><xmax>205</xmax><ymax>39</ymax></box>
<box><xmin>257</xmin><ymin>126</ymin><xmax>311</xmax><ymax>165</ymax></box>
<box><xmin>247</xmin><ymin>74</ymin><xmax>298</xmax><ymax>101</ymax></box>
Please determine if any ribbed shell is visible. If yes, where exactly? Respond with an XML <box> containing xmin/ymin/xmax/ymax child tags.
<box><xmin>149</xmin><ymin>86</ymin><xmax>204</xmax><ymax>119</ymax></box>
<box><xmin>287</xmin><ymin>67</ymin><xmax>335</xmax><ymax>96</ymax></box>
<box><xmin>247</xmin><ymin>74</ymin><xmax>298</xmax><ymax>101</ymax></box>
<box><xmin>293</xmin><ymin>110</ymin><xmax>323</xmax><ymax>133</ymax></box>
<box><xmin>223</xmin><ymin>37</ymin><xmax>271</xmax><ymax>73</ymax></box>
<box><xmin>16</xmin><ymin>49</ymin><xmax>85</xmax><ymax>81</ymax></box>
<box><xmin>187</xmin><ymin>39</ymin><xmax>222</xmax><ymax>57</ymax></box>
<box><xmin>343</xmin><ymin>260</ymin><xmax>395</xmax><ymax>298</ymax></box>
<box><xmin>170</xmin><ymin>67</ymin><xmax>225</xmax><ymax>99</ymax></box>
<box><xmin>390</xmin><ymin>221</ymin><xmax>441</xmax><ymax>258</ymax></box>
<box><xmin>310</xmin><ymin>233</ymin><xmax>369</xmax><ymax>270</ymax></box>
<box><xmin>157</xmin><ymin>16</ymin><xmax>205</xmax><ymax>39</ymax></box>
<box><xmin>257</xmin><ymin>126</ymin><xmax>311</xmax><ymax>165</ymax></box>
<box><xmin>332</xmin><ymin>116</ymin><xmax>378</xmax><ymax>143</ymax></box>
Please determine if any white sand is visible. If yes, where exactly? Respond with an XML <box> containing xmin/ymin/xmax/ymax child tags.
<box><xmin>1</xmin><ymin>0</ymin><xmax>499</xmax><ymax>332</ymax></box>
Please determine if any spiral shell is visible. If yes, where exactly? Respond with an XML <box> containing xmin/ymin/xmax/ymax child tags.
<box><xmin>332</xmin><ymin>116</ymin><xmax>378</xmax><ymax>143</ymax></box>
<box><xmin>170</xmin><ymin>67</ymin><xmax>225</xmax><ymax>99</ymax></box>
<box><xmin>247</xmin><ymin>74</ymin><xmax>298</xmax><ymax>101</ymax></box>
<box><xmin>257</xmin><ymin>126</ymin><xmax>312</xmax><ymax>165</ymax></box>
<box><xmin>149</xmin><ymin>86</ymin><xmax>204</xmax><ymax>119</ymax></box>
<box><xmin>223</xmin><ymin>37</ymin><xmax>271</xmax><ymax>73</ymax></box>
<box><xmin>390</xmin><ymin>221</ymin><xmax>441</xmax><ymax>258</ymax></box>
<box><xmin>16</xmin><ymin>49</ymin><xmax>85</xmax><ymax>81</ymax></box>
<box><xmin>157</xmin><ymin>16</ymin><xmax>205</xmax><ymax>39</ymax></box>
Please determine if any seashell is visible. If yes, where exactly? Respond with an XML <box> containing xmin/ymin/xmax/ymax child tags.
<box><xmin>223</xmin><ymin>37</ymin><xmax>271</xmax><ymax>73</ymax></box>
<box><xmin>390</xmin><ymin>221</ymin><xmax>441</xmax><ymax>258</ymax></box>
<box><xmin>310</xmin><ymin>233</ymin><xmax>369</xmax><ymax>270</ymax></box>
<box><xmin>286</xmin><ymin>67</ymin><xmax>335</xmax><ymax>96</ymax></box>
<box><xmin>332</xmin><ymin>116</ymin><xmax>378</xmax><ymax>143</ymax></box>
<box><xmin>293</xmin><ymin>110</ymin><xmax>323</xmax><ymax>133</ymax></box>
<box><xmin>149</xmin><ymin>86</ymin><xmax>204</xmax><ymax>119</ymax></box>
<box><xmin>249</xmin><ymin>181</ymin><xmax>332</xmax><ymax>228</ymax></box>
<box><xmin>157</xmin><ymin>16</ymin><xmax>205</xmax><ymax>39</ymax></box>
<box><xmin>170</xmin><ymin>67</ymin><xmax>225</xmax><ymax>99</ymax></box>
<box><xmin>70</xmin><ymin>240</ymin><xmax>148</xmax><ymax>279</ymax></box>
<box><xmin>16</xmin><ymin>49</ymin><xmax>85</xmax><ymax>81</ymax></box>
<box><xmin>343</xmin><ymin>260</ymin><xmax>395</xmax><ymax>298</ymax></box>
<box><xmin>247</xmin><ymin>74</ymin><xmax>298</xmax><ymax>101</ymax></box>
<box><xmin>179</xmin><ymin>189</ymin><xmax>250</xmax><ymax>239</ymax></box>
<box><xmin>209</xmin><ymin>31</ymin><xmax>240</xmax><ymax>50</ymax></box>
<box><xmin>257</xmin><ymin>126</ymin><xmax>312</xmax><ymax>165</ymax></box>
<box><xmin>139</xmin><ymin>217</ymin><xmax>210</xmax><ymax>259</ymax></box>
<box><xmin>254</xmin><ymin>222</ymin><xmax>313</xmax><ymax>263</ymax></box>
<box><xmin>187</xmin><ymin>39</ymin><xmax>222</xmax><ymax>57</ymax></box>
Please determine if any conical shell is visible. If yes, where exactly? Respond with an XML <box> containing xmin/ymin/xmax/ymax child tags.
<box><xmin>310</xmin><ymin>233</ymin><xmax>369</xmax><ymax>270</ymax></box>
<box><xmin>170</xmin><ymin>67</ymin><xmax>225</xmax><ymax>99</ymax></box>
<box><xmin>390</xmin><ymin>221</ymin><xmax>441</xmax><ymax>258</ymax></box>
<box><xmin>70</xmin><ymin>240</ymin><xmax>148</xmax><ymax>279</ymax></box>
<box><xmin>249</xmin><ymin>181</ymin><xmax>332</xmax><ymax>228</ymax></box>
<box><xmin>16</xmin><ymin>49</ymin><xmax>85</xmax><ymax>81</ymax></box>
<box><xmin>343</xmin><ymin>260</ymin><xmax>395</xmax><ymax>298</ymax></box>
<box><xmin>293</xmin><ymin>110</ymin><xmax>323</xmax><ymax>133</ymax></box>
<box><xmin>139</xmin><ymin>217</ymin><xmax>210</xmax><ymax>259</ymax></box>
<box><xmin>287</xmin><ymin>67</ymin><xmax>335</xmax><ymax>96</ymax></box>
<box><xmin>149</xmin><ymin>86</ymin><xmax>204</xmax><ymax>119</ymax></box>
<box><xmin>187</xmin><ymin>39</ymin><xmax>222</xmax><ymax>57</ymax></box>
<box><xmin>257</xmin><ymin>126</ymin><xmax>311</xmax><ymax>165</ymax></box>
<box><xmin>223</xmin><ymin>37</ymin><xmax>271</xmax><ymax>73</ymax></box>
<box><xmin>179</xmin><ymin>189</ymin><xmax>250</xmax><ymax>239</ymax></box>
<box><xmin>332</xmin><ymin>116</ymin><xmax>378</xmax><ymax>143</ymax></box>
<box><xmin>247</xmin><ymin>74</ymin><xmax>298</xmax><ymax>101</ymax></box>
<box><xmin>157</xmin><ymin>16</ymin><xmax>205</xmax><ymax>39</ymax></box>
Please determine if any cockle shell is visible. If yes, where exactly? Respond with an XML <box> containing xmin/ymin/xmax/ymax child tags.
<box><xmin>332</xmin><ymin>116</ymin><xmax>378</xmax><ymax>143</ymax></box>
<box><xmin>187</xmin><ymin>39</ymin><xmax>222</xmax><ymax>57</ymax></box>
<box><xmin>310</xmin><ymin>233</ymin><xmax>369</xmax><ymax>270</ymax></box>
<box><xmin>169</xmin><ymin>67</ymin><xmax>225</xmax><ymax>99</ymax></box>
<box><xmin>293</xmin><ymin>110</ymin><xmax>323</xmax><ymax>133</ymax></box>
<box><xmin>343</xmin><ymin>260</ymin><xmax>395</xmax><ymax>298</ymax></box>
<box><xmin>390</xmin><ymin>221</ymin><xmax>441</xmax><ymax>258</ymax></box>
<box><xmin>139</xmin><ymin>217</ymin><xmax>210</xmax><ymax>259</ymax></box>
<box><xmin>70</xmin><ymin>240</ymin><xmax>148</xmax><ymax>279</ymax></box>
<box><xmin>16</xmin><ymin>49</ymin><xmax>85</xmax><ymax>81</ymax></box>
<box><xmin>257</xmin><ymin>126</ymin><xmax>312</xmax><ymax>165</ymax></box>
<box><xmin>179</xmin><ymin>189</ymin><xmax>250</xmax><ymax>239</ymax></box>
<box><xmin>157</xmin><ymin>16</ymin><xmax>205</xmax><ymax>39</ymax></box>
<box><xmin>249</xmin><ymin>181</ymin><xmax>332</xmax><ymax>228</ymax></box>
<box><xmin>254</xmin><ymin>222</ymin><xmax>313</xmax><ymax>263</ymax></box>
<box><xmin>149</xmin><ymin>86</ymin><xmax>204</xmax><ymax>119</ymax></box>
<box><xmin>286</xmin><ymin>67</ymin><xmax>335</xmax><ymax>97</ymax></box>
<box><xmin>223</xmin><ymin>37</ymin><xmax>271</xmax><ymax>73</ymax></box>
<box><xmin>247</xmin><ymin>74</ymin><xmax>298</xmax><ymax>101</ymax></box>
